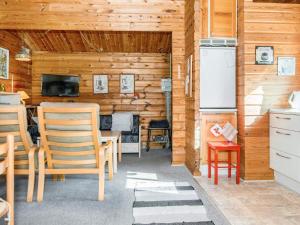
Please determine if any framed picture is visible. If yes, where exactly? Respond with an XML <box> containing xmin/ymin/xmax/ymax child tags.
<box><xmin>255</xmin><ymin>46</ymin><xmax>274</xmax><ymax>65</ymax></box>
<box><xmin>0</xmin><ymin>47</ymin><xmax>9</xmax><ymax>79</ymax></box>
<box><xmin>278</xmin><ymin>56</ymin><xmax>296</xmax><ymax>76</ymax></box>
<box><xmin>94</xmin><ymin>74</ymin><xmax>108</xmax><ymax>94</ymax></box>
<box><xmin>120</xmin><ymin>74</ymin><xmax>135</xmax><ymax>94</ymax></box>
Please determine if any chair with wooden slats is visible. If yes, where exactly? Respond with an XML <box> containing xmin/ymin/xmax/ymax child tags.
<box><xmin>0</xmin><ymin>105</ymin><xmax>36</xmax><ymax>202</ymax></box>
<box><xmin>0</xmin><ymin>135</ymin><xmax>14</xmax><ymax>225</ymax></box>
<box><xmin>37</xmin><ymin>102</ymin><xmax>113</xmax><ymax>202</ymax></box>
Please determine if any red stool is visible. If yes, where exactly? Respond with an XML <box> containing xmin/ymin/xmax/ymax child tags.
<box><xmin>207</xmin><ymin>141</ymin><xmax>240</xmax><ymax>185</ymax></box>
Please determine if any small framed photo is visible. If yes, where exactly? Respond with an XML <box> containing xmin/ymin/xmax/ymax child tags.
<box><xmin>0</xmin><ymin>47</ymin><xmax>9</xmax><ymax>80</ymax></box>
<box><xmin>94</xmin><ymin>75</ymin><xmax>108</xmax><ymax>94</ymax></box>
<box><xmin>278</xmin><ymin>57</ymin><xmax>296</xmax><ymax>76</ymax></box>
<box><xmin>120</xmin><ymin>74</ymin><xmax>135</xmax><ymax>94</ymax></box>
<box><xmin>255</xmin><ymin>46</ymin><xmax>274</xmax><ymax>65</ymax></box>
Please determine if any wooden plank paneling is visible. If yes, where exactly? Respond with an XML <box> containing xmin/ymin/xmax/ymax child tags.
<box><xmin>0</xmin><ymin>0</ymin><xmax>185</xmax><ymax>32</ymax></box>
<box><xmin>0</xmin><ymin>0</ymin><xmax>186</xmax><ymax>165</ymax></box>
<box><xmin>210</xmin><ymin>0</ymin><xmax>237</xmax><ymax>37</ymax></box>
<box><xmin>0</xmin><ymin>30</ymin><xmax>32</xmax><ymax>102</ymax></box>
<box><xmin>184</xmin><ymin>0</ymin><xmax>201</xmax><ymax>175</ymax></box>
<box><xmin>237</xmin><ymin>0</ymin><xmax>300</xmax><ymax>180</ymax></box>
<box><xmin>12</xmin><ymin>31</ymin><xmax>172</xmax><ymax>53</ymax></box>
<box><xmin>32</xmin><ymin>52</ymin><xmax>169</xmax><ymax>148</ymax></box>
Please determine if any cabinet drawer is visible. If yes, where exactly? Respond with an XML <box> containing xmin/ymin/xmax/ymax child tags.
<box><xmin>270</xmin><ymin>128</ymin><xmax>300</xmax><ymax>158</ymax></box>
<box><xmin>270</xmin><ymin>148</ymin><xmax>300</xmax><ymax>183</ymax></box>
<box><xmin>270</xmin><ymin>113</ymin><xmax>300</xmax><ymax>131</ymax></box>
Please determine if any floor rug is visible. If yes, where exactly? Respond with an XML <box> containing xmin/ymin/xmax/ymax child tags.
<box><xmin>133</xmin><ymin>181</ymin><xmax>214</xmax><ymax>225</ymax></box>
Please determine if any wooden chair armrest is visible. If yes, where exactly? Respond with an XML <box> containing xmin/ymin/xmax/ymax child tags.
<box><xmin>29</xmin><ymin>145</ymin><xmax>38</xmax><ymax>152</ymax></box>
<box><xmin>38</xmin><ymin>147</ymin><xmax>45</xmax><ymax>161</ymax></box>
<box><xmin>28</xmin><ymin>145</ymin><xmax>38</xmax><ymax>158</ymax></box>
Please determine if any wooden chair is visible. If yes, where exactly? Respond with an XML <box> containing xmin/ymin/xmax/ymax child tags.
<box><xmin>0</xmin><ymin>105</ymin><xmax>36</xmax><ymax>202</ymax></box>
<box><xmin>37</xmin><ymin>102</ymin><xmax>113</xmax><ymax>202</ymax></box>
<box><xmin>0</xmin><ymin>135</ymin><xmax>14</xmax><ymax>225</ymax></box>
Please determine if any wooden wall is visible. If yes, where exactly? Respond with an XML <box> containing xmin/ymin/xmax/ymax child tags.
<box><xmin>0</xmin><ymin>30</ymin><xmax>32</xmax><ymax>101</ymax></box>
<box><xmin>0</xmin><ymin>0</ymin><xmax>186</xmax><ymax>165</ymax></box>
<box><xmin>32</xmin><ymin>52</ymin><xmax>169</xmax><ymax>146</ymax></box>
<box><xmin>185</xmin><ymin>0</ymin><xmax>201</xmax><ymax>175</ymax></box>
<box><xmin>237</xmin><ymin>0</ymin><xmax>300</xmax><ymax>179</ymax></box>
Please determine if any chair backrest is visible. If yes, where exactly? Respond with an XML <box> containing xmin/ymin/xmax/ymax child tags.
<box><xmin>38</xmin><ymin>102</ymin><xmax>101</xmax><ymax>169</ymax></box>
<box><xmin>0</xmin><ymin>135</ymin><xmax>14</xmax><ymax>224</ymax></box>
<box><xmin>0</xmin><ymin>105</ymin><xmax>33</xmax><ymax>170</ymax></box>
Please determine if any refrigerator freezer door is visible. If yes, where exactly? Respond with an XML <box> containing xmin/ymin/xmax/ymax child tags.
<box><xmin>200</xmin><ymin>47</ymin><xmax>236</xmax><ymax>109</ymax></box>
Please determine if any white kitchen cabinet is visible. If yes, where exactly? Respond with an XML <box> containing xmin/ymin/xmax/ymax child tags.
<box><xmin>270</xmin><ymin>109</ymin><xmax>300</xmax><ymax>194</ymax></box>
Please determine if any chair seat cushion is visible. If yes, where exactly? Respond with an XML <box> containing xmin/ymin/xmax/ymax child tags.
<box><xmin>149</xmin><ymin>120</ymin><xmax>169</xmax><ymax>129</ymax></box>
<box><xmin>111</xmin><ymin>112</ymin><xmax>133</xmax><ymax>132</ymax></box>
<box><xmin>99</xmin><ymin>115</ymin><xmax>112</xmax><ymax>130</ymax></box>
<box><xmin>121</xmin><ymin>131</ymin><xmax>139</xmax><ymax>143</ymax></box>
<box><xmin>0</xmin><ymin>93</ymin><xmax>20</xmax><ymax>105</ymax></box>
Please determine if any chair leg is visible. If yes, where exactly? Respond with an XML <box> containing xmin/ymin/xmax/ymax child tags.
<box><xmin>208</xmin><ymin>147</ymin><xmax>211</xmax><ymax>179</ymax></box>
<box><xmin>108</xmin><ymin>149</ymin><xmax>113</xmax><ymax>180</ymax></box>
<box><xmin>27</xmin><ymin>162</ymin><xmax>35</xmax><ymax>202</ymax></box>
<box><xmin>236</xmin><ymin>150</ymin><xmax>240</xmax><ymax>184</ymax></box>
<box><xmin>228</xmin><ymin>151</ymin><xmax>232</xmax><ymax>178</ymax></box>
<box><xmin>118</xmin><ymin>138</ymin><xmax>122</xmax><ymax>163</ymax></box>
<box><xmin>214</xmin><ymin>150</ymin><xmax>219</xmax><ymax>185</ymax></box>
<box><xmin>37</xmin><ymin>150</ymin><xmax>45</xmax><ymax>202</ymax></box>
<box><xmin>98</xmin><ymin>154</ymin><xmax>105</xmax><ymax>201</ymax></box>
<box><xmin>27</xmin><ymin>149</ymin><xmax>35</xmax><ymax>202</ymax></box>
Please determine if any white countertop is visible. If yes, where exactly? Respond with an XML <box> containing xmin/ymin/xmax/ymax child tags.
<box><xmin>199</xmin><ymin>108</ymin><xmax>237</xmax><ymax>113</ymax></box>
<box><xmin>270</xmin><ymin>108</ymin><xmax>300</xmax><ymax>115</ymax></box>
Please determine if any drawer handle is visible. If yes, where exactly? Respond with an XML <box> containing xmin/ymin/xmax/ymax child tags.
<box><xmin>276</xmin><ymin>153</ymin><xmax>291</xmax><ymax>159</ymax></box>
<box><xmin>276</xmin><ymin>131</ymin><xmax>291</xmax><ymax>136</ymax></box>
<box><xmin>276</xmin><ymin>116</ymin><xmax>291</xmax><ymax>120</ymax></box>
<box><xmin>207</xmin><ymin>120</ymin><xmax>224</xmax><ymax>123</ymax></box>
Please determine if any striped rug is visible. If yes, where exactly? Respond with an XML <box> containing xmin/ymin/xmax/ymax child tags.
<box><xmin>132</xmin><ymin>182</ymin><xmax>214</xmax><ymax>225</ymax></box>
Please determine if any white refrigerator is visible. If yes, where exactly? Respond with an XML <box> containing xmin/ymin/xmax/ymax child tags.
<box><xmin>200</xmin><ymin>47</ymin><xmax>236</xmax><ymax>109</ymax></box>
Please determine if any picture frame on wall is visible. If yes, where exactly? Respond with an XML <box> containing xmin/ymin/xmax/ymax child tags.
<box><xmin>278</xmin><ymin>56</ymin><xmax>296</xmax><ymax>76</ymax></box>
<box><xmin>94</xmin><ymin>74</ymin><xmax>108</xmax><ymax>94</ymax></box>
<box><xmin>120</xmin><ymin>74</ymin><xmax>135</xmax><ymax>94</ymax></box>
<box><xmin>0</xmin><ymin>47</ymin><xmax>9</xmax><ymax>80</ymax></box>
<box><xmin>255</xmin><ymin>46</ymin><xmax>274</xmax><ymax>65</ymax></box>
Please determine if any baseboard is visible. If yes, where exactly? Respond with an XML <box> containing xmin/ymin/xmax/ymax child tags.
<box><xmin>275</xmin><ymin>171</ymin><xmax>300</xmax><ymax>194</ymax></box>
<box><xmin>200</xmin><ymin>164</ymin><xmax>236</xmax><ymax>176</ymax></box>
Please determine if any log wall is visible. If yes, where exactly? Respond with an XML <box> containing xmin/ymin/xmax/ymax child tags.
<box><xmin>32</xmin><ymin>52</ymin><xmax>169</xmax><ymax>147</ymax></box>
<box><xmin>0</xmin><ymin>30</ymin><xmax>32</xmax><ymax>102</ymax></box>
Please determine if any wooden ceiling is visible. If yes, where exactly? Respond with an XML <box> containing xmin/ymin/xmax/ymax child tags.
<box><xmin>8</xmin><ymin>30</ymin><xmax>172</xmax><ymax>53</ymax></box>
<box><xmin>253</xmin><ymin>0</ymin><xmax>300</xmax><ymax>2</ymax></box>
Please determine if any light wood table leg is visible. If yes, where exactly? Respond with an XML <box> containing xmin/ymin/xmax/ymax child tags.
<box><xmin>118</xmin><ymin>136</ymin><xmax>122</xmax><ymax>162</ymax></box>
<box><xmin>113</xmin><ymin>139</ymin><xmax>117</xmax><ymax>173</ymax></box>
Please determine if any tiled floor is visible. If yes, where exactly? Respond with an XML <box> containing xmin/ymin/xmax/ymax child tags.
<box><xmin>195</xmin><ymin>176</ymin><xmax>300</xmax><ymax>225</ymax></box>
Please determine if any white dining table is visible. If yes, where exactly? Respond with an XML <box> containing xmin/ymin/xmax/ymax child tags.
<box><xmin>100</xmin><ymin>131</ymin><xmax>122</xmax><ymax>173</ymax></box>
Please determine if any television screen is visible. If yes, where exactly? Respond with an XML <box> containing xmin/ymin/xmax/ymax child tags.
<box><xmin>41</xmin><ymin>74</ymin><xmax>80</xmax><ymax>97</ymax></box>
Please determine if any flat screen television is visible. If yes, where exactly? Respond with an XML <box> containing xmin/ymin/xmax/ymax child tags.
<box><xmin>41</xmin><ymin>74</ymin><xmax>80</xmax><ymax>97</ymax></box>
